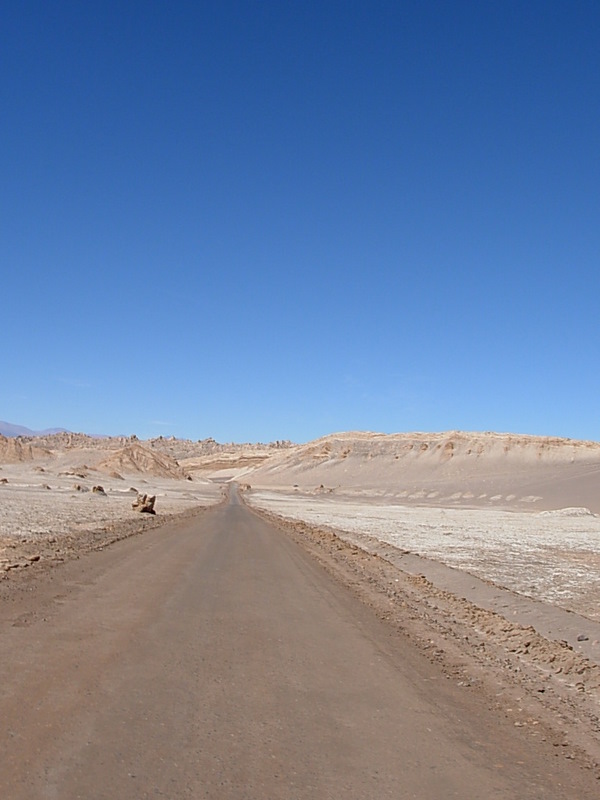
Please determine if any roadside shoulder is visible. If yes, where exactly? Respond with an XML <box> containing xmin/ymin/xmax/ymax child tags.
<box><xmin>247</xmin><ymin>503</ymin><xmax>600</xmax><ymax>778</ymax></box>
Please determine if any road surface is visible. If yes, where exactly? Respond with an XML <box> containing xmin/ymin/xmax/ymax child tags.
<box><xmin>0</xmin><ymin>490</ymin><xmax>597</xmax><ymax>798</ymax></box>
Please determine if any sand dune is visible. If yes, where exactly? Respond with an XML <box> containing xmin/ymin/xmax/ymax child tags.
<box><xmin>247</xmin><ymin>431</ymin><xmax>600</xmax><ymax>512</ymax></box>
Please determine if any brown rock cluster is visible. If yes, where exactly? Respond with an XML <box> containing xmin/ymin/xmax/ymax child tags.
<box><xmin>132</xmin><ymin>493</ymin><xmax>156</xmax><ymax>514</ymax></box>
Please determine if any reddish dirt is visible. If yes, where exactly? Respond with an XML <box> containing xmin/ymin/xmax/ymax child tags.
<box><xmin>0</xmin><ymin>493</ymin><xmax>599</xmax><ymax>798</ymax></box>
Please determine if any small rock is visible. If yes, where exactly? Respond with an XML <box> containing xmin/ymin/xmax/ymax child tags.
<box><xmin>577</xmin><ymin>634</ymin><xmax>589</xmax><ymax>642</ymax></box>
<box><xmin>132</xmin><ymin>493</ymin><xmax>156</xmax><ymax>514</ymax></box>
<box><xmin>92</xmin><ymin>485</ymin><xmax>106</xmax><ymax>494</ymax></box>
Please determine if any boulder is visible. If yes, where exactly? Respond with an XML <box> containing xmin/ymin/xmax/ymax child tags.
<box><xmin>132</xmin><ymin>493</ymin><xmax>156</xmax><ymax>514</ymax></box>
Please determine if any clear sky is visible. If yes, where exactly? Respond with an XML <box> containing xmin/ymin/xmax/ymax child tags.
<box><xmin>3</xmin><ymin>1</ymin><xmax>599</xmax><ymax>443</ymax></box>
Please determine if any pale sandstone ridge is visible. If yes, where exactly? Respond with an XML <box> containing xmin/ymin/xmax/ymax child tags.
<box><xmin>246</xmin><ymin>430</ymin><xmax>600</xmax><ymax>512</ymax></box>
<box><xmin>0</xmin><ymin>431</ymin><xmax>293</xmax><ymax>476</ymax></box>
<box><xmin>19</xmin><ymin>431</ymin><xmax>133</xmax><ymax>452</ymax></box>
<box><xmin>0</xmin><ymin>435</ymin><xmax>48</xmax><ymax>463</ymax></box>
<box><xmin>3</xmin><ymin>429</ymin><xmax>600</xmax><ymax>510</ymax></box>
<box><xmin>146</xmin><ymin>436</ymin><xmax>294</xmax><ymax>479</ymax></box>
<box><xmin>96</xmin><ymin>443</ymin><xmax>188</xmax><ymax>480</ymax></box>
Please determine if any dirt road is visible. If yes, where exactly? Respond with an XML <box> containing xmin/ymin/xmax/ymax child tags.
<box><xmin>1</xmin><ymin>491</ymin><xmax>597</xmax><ymax>798</ymax></box>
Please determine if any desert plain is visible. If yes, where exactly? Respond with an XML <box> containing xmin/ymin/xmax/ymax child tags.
<box><xmin>2</xmin><ymin>427</ymin><xmax>600</xmax><ymax>794</ymax></box>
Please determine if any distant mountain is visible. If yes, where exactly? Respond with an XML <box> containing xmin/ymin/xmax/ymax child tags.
<box><xmin>0</xmin><ymin>421</ymin><xmax>69</xmax><ymax>438</ymax></box>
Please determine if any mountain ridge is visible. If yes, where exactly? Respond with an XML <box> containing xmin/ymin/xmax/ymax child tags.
<box><xmin>0</xmin><ymin>420</ymin><xmax>68</xmax><ymax>438</ymax></box>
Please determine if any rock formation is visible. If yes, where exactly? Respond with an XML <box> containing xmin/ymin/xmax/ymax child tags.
<box><xmin>132</xmin><ymin>493</ymin><xmax>156</xmax><ymax>514</ymax></box>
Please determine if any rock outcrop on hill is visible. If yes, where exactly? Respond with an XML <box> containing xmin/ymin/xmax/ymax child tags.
<box><xmin>0</xmin><ymin>435</ymin><xmax>48</xmax><ymax>463</ymax></box>
<box><xmin>96</xmin><ymin>443</ymin><xmax>188</xmax><ymax>480</ymax></box>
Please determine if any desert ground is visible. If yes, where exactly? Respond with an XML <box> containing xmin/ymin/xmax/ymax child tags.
<box><xmin>0</xmin><ymin>433</ymin><xmax>226</xmax><ymax>568</ymax></box>
<box><xmin>242</xmin><ymin>430</ymin><xmax>600</xmax><ymax>619</ymax></box>
<box><xmin>2</xmin><ymin>428</ymin><xmax>600</xmax><ymax>791</ymax></box>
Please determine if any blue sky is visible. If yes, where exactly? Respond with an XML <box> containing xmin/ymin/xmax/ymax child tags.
<box><xmin>3</xmin><ymin>1</ymin><xmax>599</xmax><ymax>443</ymax></box>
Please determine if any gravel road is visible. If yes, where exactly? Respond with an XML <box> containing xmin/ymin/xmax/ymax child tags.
<box><xmin>1</xmin><ymin>491</ymin><xmax>598</xmax><ymax>798</ymax></box>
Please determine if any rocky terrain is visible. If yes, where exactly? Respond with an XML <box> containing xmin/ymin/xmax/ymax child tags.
<box><xmin>0</xmin><ymin>432</ymin><xmax>225</xmax><ymax>571</ymax></box>
<box><xmin>2</xmin><ymin>426</ymin><xmax>600</xmax><ymax>772</ymax></box>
